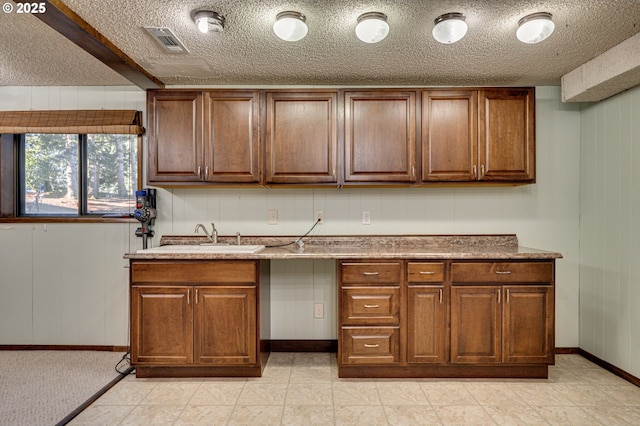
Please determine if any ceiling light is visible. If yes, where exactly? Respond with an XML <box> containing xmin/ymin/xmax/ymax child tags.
<box><xmin>517</xmin><ymin>12</ymin><xmax>555</xmax><ymax>44</ymax></box>
<box><xmin>273</xmin><ymin>11</ymin><xmax>308</xmax><ymax>42</ymax></box>
<box><xmin>355</xmin><ymin>12</ymin><xmax>389</xmax><ymax>43</ymax></box>
<box><xmin>193</xmin><ymin>10</ymin><xmax>225</xmax><ymax>34</ymax></box>
<box><xmin>432</xmin><ymin>12</ymin><xmax>467</xmax><ymax>44</ymax></box>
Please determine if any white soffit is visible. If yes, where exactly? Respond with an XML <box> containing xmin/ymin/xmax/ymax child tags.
<box><xmin>562</xmin><ymin>32</ymin><xmax>640</xmax><ymax>102</ymax></box>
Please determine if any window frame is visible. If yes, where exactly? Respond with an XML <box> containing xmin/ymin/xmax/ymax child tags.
<box><xmin>0</xmin><ymin>132</ymin><xmax>142</xmax><ymax>223</ymax></box>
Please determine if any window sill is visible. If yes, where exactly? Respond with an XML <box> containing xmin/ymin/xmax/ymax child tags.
<box><xmin>0</xmin><ymin>216</ymin><xmax>137</xmax><ymax>224</ymax></box>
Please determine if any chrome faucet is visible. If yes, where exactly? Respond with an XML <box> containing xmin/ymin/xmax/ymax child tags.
<box><xmin>194</xmin><ymin>223</ymin><xmax>218</xmax><ymax>244</ymax></box>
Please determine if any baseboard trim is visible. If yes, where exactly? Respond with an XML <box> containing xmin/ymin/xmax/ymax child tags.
<box><xmin>0</xmin><ymin>345</ymin><xmax>129</xmax><ymax>352</ymax></box>
<box><xmin>555</xmin><ymin>347</ymin><xmax>580</xmax><ymax>354</ymax></box>
<box><xmin>578</xmin><ymin>348</ymin><xmax>640</xmax><ymax>388</ymax></box>
<box><xmin>269</xmin><ymin>340</ymin><xmax>337</xmax><ymax>352</ymax></box>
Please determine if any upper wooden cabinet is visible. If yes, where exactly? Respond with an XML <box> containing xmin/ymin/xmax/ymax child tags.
<box><xmin>147</xmin><ymin>90</ymin><xmax>261</xmax><ymax>185</ymax></box>
<box><xmin>422</xmin><ymin>90</ymin><xmax>478</xmax><ymax>181</ymax></box>
<box><xmin>265</xmin><ymin>91</ymin><xmax>338</xmax><ymax>184</ymax></box>
<box><xmin>422</xmin><ymin>88</ymin><xmax>535</xmax><ymax>183</ymax></box>
<box><xmin>204</xmin><ymin>91</ymin><xmax>261</xmax><ymax>183</ymax></box>
<box><xmin>146</xmin><ymin>87</ymin><xmax>535</xmax><ymax>187</ymax></box>
<box><xmin>479</xmin><ymin>88</ymin><xmax>535</xmax><ymax>182</ymax></box>
<box><xmin>147</xmin><ymin>90</ymin><xmax>203</xmax><ymax>183</ymax></box>
<box><xmin>344</xmin><ymin>91</ymin><xmax>417</xmax><ymax>183</ymax></box>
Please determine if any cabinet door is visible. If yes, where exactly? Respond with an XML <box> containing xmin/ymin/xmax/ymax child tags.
<box><xmin>407</xmin><ymin>286</ymin><xmax>446</xmax><ymax>363</ymax></box>
<box><xmin>204</xmin><ymin>91</ymin><xmax>261</xmax><ymax>183</ymax></box>
<box><xmin>194</xmin><ymin>286</ymin><xmax>257</xmax><ymax>365</ymax></box>
<box><xmin>147</xmin><ymin>90</ymin><xmax>203</xmax><ymax>183</ymax></box>
<box><xmin>344</xmin><ymin>91</ymin><xmax>417</xmax><ymax>183</ymax></box>
<box><xmin>265</xmin><ymin>92</ymin><xmax>338</xmax><ymax>184</ymax></box>
<box><xmin>131</xmin><ymin>286</ymin><xmax>193</xmax><ymax>365</ymax></box>
<box><xmin>422</xmin><ymin>90</ymin><xmax>478</xmax><ymax>181</ymax></box>
<box><xmin>503</xmin><ymin>286</ymin><xmax>554</xmax><ymax>364</ymax></box>
<box><xmin>479</xmin><ymin>88</ymin><xmax>535</xmax><ymax>182</ymax></box>
<box><xmin>450</xmin><ymin>286</ymin><xmax>501</xmax><ymax>363</ymax></box>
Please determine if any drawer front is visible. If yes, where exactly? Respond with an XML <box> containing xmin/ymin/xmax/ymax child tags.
<box><xmin>341</xmin><ymin>287</ymin><xmax>400</xmax><ymax>325</ymax></box>
<box><xmin>131</xmin><ymin>261</ymin><xmax>257</xmax><ymax>284</ymax></box>
<box><xmin>341</xmin><ymin>327</ymin><xmax>400</xmax><ymax>365</ymax></box>
<box><xmin>407</xmin><ymin>262</ymin><xmax>445</xmax><ymax>283</ymax></box>
<box><xmin>340</xmin><ymin>262</ymin><xmax>402</xmax><ymax>284</ymax></box>
<box><xmin>451</xmin><ymin>262</ymin><xmax>553</xmax><ymax>284</ymax></box>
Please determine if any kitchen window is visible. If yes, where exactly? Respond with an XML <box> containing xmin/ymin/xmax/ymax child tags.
<box><xmin>20</xmin><ymin>133</ymin><xmax>138</xmax><ymax>216</ymax></box>
<box><xmin>0</xmin><ymin>110</ymin><xmax>143</xmax><ymax>220</ymax></box>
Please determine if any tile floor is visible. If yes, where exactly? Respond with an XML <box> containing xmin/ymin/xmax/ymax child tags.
<box><xmin>71</xmin><ymin>353</ymin><xmax>640</xmax><ymax>425</ymax></box>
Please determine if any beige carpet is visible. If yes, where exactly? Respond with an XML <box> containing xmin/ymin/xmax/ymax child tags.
<box><xmin>0</xmin><ymin>351</ymin><xmax>129</xmax><ymax>426</ymax></box>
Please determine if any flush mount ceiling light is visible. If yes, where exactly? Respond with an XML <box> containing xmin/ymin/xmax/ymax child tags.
<box><xmin>273</xmin><ymin>11</ymin><xmax>308</xmax><ymax>42</ymax></box>
<box><xmin>517</xmin><ymin>12</ymin><xmax>555</xmax><ymax>44</ymax></box>
<box><xmin>432</xmin><ymin>12</ymin><xmax>467</xmax><ymax>44</ymax></box>
<box><xmin>193</xmin><ymin>10</ymin><xmax>225</xmax><ymax>34</ymax></box>
<box><xmin>355</xmin><ymin>12</ymin><xmax>389</xmax><ymax>43</ymax></box>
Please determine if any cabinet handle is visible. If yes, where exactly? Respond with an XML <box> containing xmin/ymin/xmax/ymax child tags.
<box><xmin>495</xmin><ymin>271</ymin><xmax>512</xmax><ymax>275</ymax></box>
<box><xmin>497</xmin><ymin>288</ymin><xmax>501</xmax><ymax>304</ymax></box>
<box><xmin>363</xmin><ymin>304</ymin><xmax>379</xmax><ymax>308</ymax></box>
<box><xmin>205</xmin><ymin>166</ymin><xmax>209</xmax><ymax>177</ymax></box>
<box><xmin>364</xmin><ymin>344</ymin><xmax>380</xmax><ymax>348</ymax></box>
<box><xmin>506</xmin><ymin>289</ymin><xmax>510</xmax><ymax>304</ymax></box>
<box><xmin>332</xmin><ymin>168</ymin><xmax>336</xmax><ymax>179</ymax></box>
<box><xmin>363</xmin><ymin>272</ymin><xmax>379</xmax><ymax>276</ymax></box>
<box><xmin>195</xmin><ymin>288</ymin><xmax>199</xmax><ymax>304</ymax></box>
<box><xmin>473</xmin><ymin>165</ymin><xmax>477</xmax><ymax>179</ymax></box>
<box><xmin>411</xmin><ymin>165</ymin><xmax>416</xmax><ymax>180</ymax></box>
<box><xmin>439</xmin><ymin>288</ymin><xmax>443</xmax><ymax>304</ymax></box>
<box><xmin>419</xmin><ymin>271</ymin><xmax>435</xmax><ymax>275</ymax></box>
<box><xmin>197</xmin><ymin>166</ymin><xmax>201</xmax><ymax>177</ymax></box>
<box><xmin>187</xmin><ymin>289</ymin><xmax>190</xmax><ymax>305</ymax></box>
<box><xmin>481</xmin><ymin>165</ymin><xmax>485</xmax><ymax>179</ymax></box>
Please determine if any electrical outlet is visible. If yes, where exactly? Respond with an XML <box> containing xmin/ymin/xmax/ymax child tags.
<box><xmin>314</xmin><ymin>303</ymin><xmax>324</xmax><ymax>318</ymax></box>
<box><xmin>268</xmin><ymin>209</ymin><xmax>278</xmax><ymax>225</ymax></box>
<box><xmin>315</xmin><ymin>210</ymin><xmax>324</xmax><ymax>224</ymax></box>
<box><xmin>362</xmin><ymin>211</ymin><xmax>371</xmax><ymax>225</ymax></box>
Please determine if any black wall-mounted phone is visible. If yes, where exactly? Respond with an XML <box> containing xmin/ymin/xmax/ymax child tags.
<box><xmin>134</xmin><ymin>188</ymin><xmax>156</xmax><ymax>249</ymax></box>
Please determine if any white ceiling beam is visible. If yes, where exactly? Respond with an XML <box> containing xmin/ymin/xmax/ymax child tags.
<box><xmin>562</xmin><ymin>32</ymin><xmax>640</xmax><ymax>102</ymax></box>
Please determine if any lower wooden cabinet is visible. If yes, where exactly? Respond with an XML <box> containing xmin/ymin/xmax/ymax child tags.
<box><xmin>129</xmin><ymin>260</ymin><xmax>269</xmax><ymax>377</ymax></box>
<box><xmin>338</xmin><ymin>259</ymin><xmax>555</xmax><ymax>378</ymax></box>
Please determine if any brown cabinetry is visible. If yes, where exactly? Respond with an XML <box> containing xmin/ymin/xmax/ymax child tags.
<box><xmin>479</xmin><ymin>88</ymin><xmax>535</xmax><ymax>182</ymax></box>
<box><xmin>422</xmin><ymin>90</ymin><xmax>478</xmax><ymax>181</ymax></box>
<box><xmin>407</xmin><ymin>262</ymin><xmax>447</xmax><ymax>364</ymax></box>
<box><xmin>265</xmin><ymin>91</ymin><xmax>338</xmax><ymax>184</ymax></box>
<box><xmin>203</xmin><ymin>91</ymin><xmax>261</xmax><ymax>183</ymax></box>
<box><xmin>339</xmin><ymin>261</ymin><xmax>403</xmax><ymax>365</ymax></box>
<box><xmin>422</xmin><ymin>88</ymin><xmax>535</xmax><ymax>183</ymax></box>
<box><xmin>147</xmin><ymin>90</ymin><xmax>203</xmax><ymax>183</ymax></box>
<box><xmin>130</xmin><ymin>260</ymin><xmax>268</xmax><ymax>377</ymax></box>
<box><xmin>147</xmin><ymin>90</ymin><xmax>261</xmax><ymax>185</ymax></box>
<box><xmin>450</xmin><ymin>261</ymin><xmax>554</xmax><ymax>364</ymax></box>
<box><xmin>344</xmin><ymin>91</ymin><xmax>417</xmax><ymax>183</ymax></box>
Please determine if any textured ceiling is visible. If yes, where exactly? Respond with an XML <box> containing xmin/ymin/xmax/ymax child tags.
<box><xmin>1</xmin><ymin>0</ymin><xmax>640</xmax><ymax>87</ymax></box>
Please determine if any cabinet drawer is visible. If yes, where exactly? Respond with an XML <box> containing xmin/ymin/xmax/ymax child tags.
<box><xmin>340</xmin><ymin>262</ymin><xmax>402</xmax><ymax>284</ymax></box>
<box><xmin>451</xmin><ymin>262</ymin><xmax>553</xmax><ymax>284</ymax></box>
<box><xmin>341</xmin><ymin>327</ymin><xmax>400</xmax><ymax>365</ymax></box>
<box><xmin>341</xmin><ymin>287</ymin><xmax>400</xmax><ymax>325</ymax></box>
<box><xmin>407</xmin><ymin>262</ymin><xmax>445</xmax><ymax>282</ymax></box>
<box><xmin>131</xmin><ymin>261</ymin><xmax>257</xmax><ymax>284</ymax></box>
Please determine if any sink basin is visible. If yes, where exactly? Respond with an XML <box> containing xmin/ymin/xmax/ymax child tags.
<box><xmin>138</xmin><ymin>244</ymin><xmax>265</xmax><ymax>254</ymax></box>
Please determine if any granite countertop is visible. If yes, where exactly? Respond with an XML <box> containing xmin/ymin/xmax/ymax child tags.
<box><xmin>124</xmin><ymin>234</ymin><xmax>563</xmax><ymax>260</ymax></box>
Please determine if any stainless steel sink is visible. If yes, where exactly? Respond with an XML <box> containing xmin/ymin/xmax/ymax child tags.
<box><xmin>138</xmin><ymin>244</ymin><xmax>265</xmax><ymax>254</ymax></box>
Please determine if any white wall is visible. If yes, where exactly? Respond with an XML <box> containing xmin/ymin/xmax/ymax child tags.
<box><xmin>579</xmin><ymin>85</ymin><xmax>640</xmax><ymax>378</ymax></box>
<box><xmin>0</xmin><ymin>86</ymin><xmax>581</xmax><ymax>347</ymax></box>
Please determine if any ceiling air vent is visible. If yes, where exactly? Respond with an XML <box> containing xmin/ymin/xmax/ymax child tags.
<box><xmin>144</xmin><ymin>27</ymin><xmax>188</xmax><ymax>53</ymax></box>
